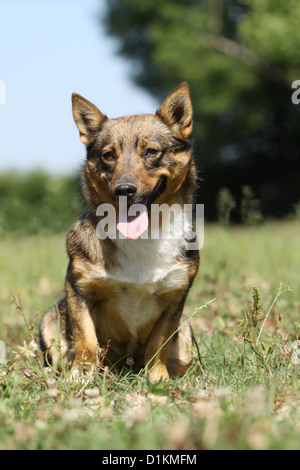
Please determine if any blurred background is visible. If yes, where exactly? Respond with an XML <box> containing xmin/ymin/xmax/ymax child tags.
<box><xmin>1</xmin><ymin>0</ymin><xmax>300</xmax><ymax>234</ymax></box>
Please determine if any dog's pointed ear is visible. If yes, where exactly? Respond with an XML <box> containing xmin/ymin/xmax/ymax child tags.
<box><xmin>156</xmin><ymin>82</ymin><xmax>193</xmax><ymax>140</ymax></box>
<box><xmin>72</xmin><ymin>93</ymin><xmax>107</xmax><ymax>146</ymax></box>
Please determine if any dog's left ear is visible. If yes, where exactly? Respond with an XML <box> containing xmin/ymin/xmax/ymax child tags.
<box><xmin>156</xmin><ymin>82</ymin><xmax>193</xmax><ymax>140</ymax></box>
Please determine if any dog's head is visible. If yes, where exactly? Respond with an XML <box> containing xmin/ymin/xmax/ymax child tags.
<box><xmin>72</xmin><ymin>83</ymin><xmax>195</xmax><ymax>238</ymax></box>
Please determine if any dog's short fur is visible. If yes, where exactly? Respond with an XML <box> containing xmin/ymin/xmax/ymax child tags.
<box><xmin>39</xmin><ymin>83</ymin><xmax>199</xmax><ymax>381</ymax></box>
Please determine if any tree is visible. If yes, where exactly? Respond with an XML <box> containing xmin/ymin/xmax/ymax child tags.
<box><xmin>102</xmin><ymin>0</ymin><xmax>300</xmax><ymax>220</ymax></box>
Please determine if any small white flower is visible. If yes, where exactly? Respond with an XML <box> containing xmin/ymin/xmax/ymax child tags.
<box><xmin>291</xmin><ymin>340</ymin><xmax>300</xmax><ymax>365</ymax></box>
<box><xmin>35</xmin><ymin>419</ymin><xmax>47</xmax><ymax>430</ymax></box>
<box><xmin>18</xmin><ymin>340</ymin><xmax>37</xmax><ymax>359</ymax></box>
<box><xmin>29</xmin><ymin>340</ymin><xmax>39</xmax><ymax>352</ymax></box>
<box><xmin>46</xmin><ymin>377</ymin><xmax>56</xmax><ymax>387</ymax></box>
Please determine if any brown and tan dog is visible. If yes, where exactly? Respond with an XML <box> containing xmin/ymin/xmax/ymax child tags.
<box><xmin>39</xmin><ymin>82</ymin><xmax>199</xmax><ymax>381</ymax></box>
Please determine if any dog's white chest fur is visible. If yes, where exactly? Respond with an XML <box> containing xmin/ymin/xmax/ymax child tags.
<box><xmin>113</xmin><ymin>235</ymin><xmax>187</xmax><ymax>289</ymax></box>
<box><xmin>92</xmin><ymin>220</ymin><xmax>190</xmax><ymax>342</ymax></box>
<box><xmin>111</xmin><ymin>235</ymin><xmax>188</xmax><ymax>340</ymax></box>
<box><xmin>96</xmin><ymin>210</ymin><xmax>192</xmax><ymax>289</ymax></box>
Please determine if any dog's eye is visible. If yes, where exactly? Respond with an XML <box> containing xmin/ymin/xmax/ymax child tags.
<box><xmin>102</xmin><ymin>151</ymin><xmax>115</xmax><ymax>162</ymax></box>
<box><xmin>144</xmin><ymin>148</ymin><xmax>159</xmax><ymax>158</ymax></box>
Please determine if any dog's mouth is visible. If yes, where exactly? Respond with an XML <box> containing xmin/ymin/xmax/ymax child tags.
<box><xmin>116</xmin><ymin>176</ymin><xmax>166</xmax><ymax>240</ymax></box>
<box><xmin>145</xmin><ymin>175</ymin><xmax>167</xmax><ymax>209</ymax></box>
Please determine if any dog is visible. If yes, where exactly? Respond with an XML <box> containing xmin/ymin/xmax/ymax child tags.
<box><xmin>39</xmin><ymin>82</ymin><xmax>199</xmax><ymax>381</ymax></box>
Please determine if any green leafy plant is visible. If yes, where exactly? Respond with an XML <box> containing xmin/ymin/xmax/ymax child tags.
<box><xmin>235</xmin><ymin>283</ymin><xmax>292</xmax><ymax>373</ymax></box>
<box><xmin>217</xmin><ymin>187</ymin><xmax>236</xmax><ymax>225</ymax></box>
<box><xmin>241</xmin><ymin>185</ymin><xmax>263</xmax><ymax>225</ymax></box>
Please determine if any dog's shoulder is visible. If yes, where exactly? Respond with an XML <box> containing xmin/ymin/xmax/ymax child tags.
<box><xmin>66</xmin><ymin>210</ymin><xmax>119</xmax><ymax>273</ymax></box>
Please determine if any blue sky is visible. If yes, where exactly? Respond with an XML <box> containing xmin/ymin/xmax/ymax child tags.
<box><xmin>0</xmin><ymin>0</ymin><xmax>157</xmax><ymax>174</ymax></box>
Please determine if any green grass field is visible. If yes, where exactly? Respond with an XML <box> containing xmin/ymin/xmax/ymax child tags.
<box><xmin>0</xmin><ymin>220</ymin><xmax>299</xmax><ymax>450</ymax></box>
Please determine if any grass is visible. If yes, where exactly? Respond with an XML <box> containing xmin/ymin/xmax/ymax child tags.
<box><xmin>0</xmin><ymin>220</ymin><xmax>300</xmax><ymax>450</ymax></box>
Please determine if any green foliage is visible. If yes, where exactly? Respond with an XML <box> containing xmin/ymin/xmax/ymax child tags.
<box><xmin>235</xmin><ymin>284</ymin><xmax>292</xmax><ymax>373</ymax></box>
<box><xmin>240</xmin><ymin>185</ymin><xmax>263</xmax><ymax>225</ymax></box>
<box><xmin>103</xmin><ymin>0</ymin><xmax>300</xmax><ymax>219</ymax></box>
<box><xmin>0</xmin><ymin>172</ymin><xmax>84</xmax><ymax>235</ymax></box>
<box><xmin>239</xmin><ymin>0</ymin><xmax>300</xmax><ymax>69</ymax></box>
<box><xmin>217</xmin><ymin>187</ymin><xmax>236</xmax><ymax>225</ymax></box>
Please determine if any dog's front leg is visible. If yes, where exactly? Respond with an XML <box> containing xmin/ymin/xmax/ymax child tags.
<box><xmin>65</xmin><ymin>280</ymin><xmax>98</xmax><ymax>367</ymax></box>
<box><xmin>144</xmin><ymin>293</ymin><xmax>188</xmax><ymax>382</ymax></box>
<box><xmin>144</xmin><ymin>313</ymin><xmax>171</xmax><ymax>382</ymax></box>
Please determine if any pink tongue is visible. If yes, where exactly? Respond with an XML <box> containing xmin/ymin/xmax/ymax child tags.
<box><xmin>117</xmin><ymin>208</ymin><xmax>149</xmax><ymax>240</ymax></box>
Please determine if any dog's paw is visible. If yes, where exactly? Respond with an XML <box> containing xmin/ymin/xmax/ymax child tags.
<box><xmin>148</xmin><ymin>363</ymin><xmax>170</xmax><ymax>383</ymax></box>
<box><xmin>68</xmin><ymin>362</ymin><xmax>97</xmax><ymax>387</ymax></box>
<box><xmin>69</xmin><ymin>365</ymin><xmax>81</xmax><ymax>384</ymax></box>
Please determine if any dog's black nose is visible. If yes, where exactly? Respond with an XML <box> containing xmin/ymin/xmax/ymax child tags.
<box><xmin>114</xmin><ymin>183</ymin><xmax>137</xmax><ymax>198</ymax></box>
